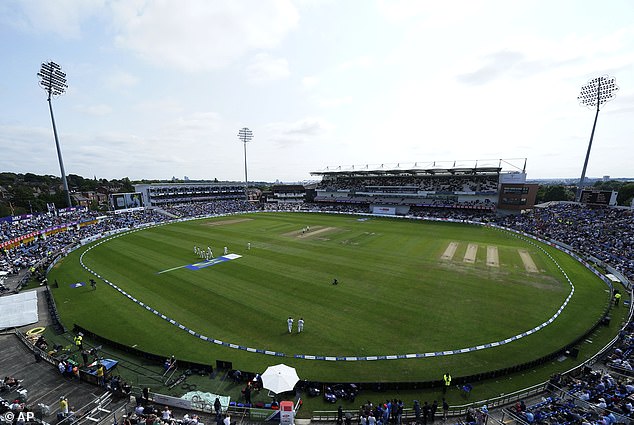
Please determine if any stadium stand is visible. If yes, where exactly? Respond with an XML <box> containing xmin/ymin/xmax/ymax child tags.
<box><xmin>134</xmin><ymin>182</ymin><xmax>246</xmax><ymax>206</ymax></box>
<box><xmin>311</xmin><ymin>165</ymin><xmax>502</xmax><ymax>214</ymax></box>
<box><xmin>162</xmin><ymin>200</ymin><xmax>258</xmax><ymax>218</ymax></box>
<box><xmin>5</xmin><ymin>199</ymin><xmax>628</xmax><ymax>284</ymax></box>
<box><xmin>1</xmin><ymin>209</ymin><xmax>169</xmax><ymax>277</ymax></box>
<box><xmin>498</xmin><ymin>203</ymin><xmax>634</xmax><ymax>282</ymax></box>
<box><xmin>1</xmin><ymin>197</ymin><xmax>633</xmax><ymax>425</ymax></box>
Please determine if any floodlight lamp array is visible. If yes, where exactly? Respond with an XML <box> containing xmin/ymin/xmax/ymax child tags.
<box><xmin>37</xmin><ymin>61</ymin><xmax>68</xmax><ymax>97</ymax></box>
<box><xmin>577</xmin><ymin>75</ymin><xmax>618</xmax><ymax>109</ymax></box>
<box><xmin>238</xmin><ymin>127</ymin><xmax>253</xmax><ymax>143</ymax></box>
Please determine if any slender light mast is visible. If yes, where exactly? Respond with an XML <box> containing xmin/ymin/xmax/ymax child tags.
<box><xmin>238</xmin><ymin>127</ymin><xmax>253</xmax><ymax>201</ymax></box>
<box><xmin>38</xmin><ymin>61</ymin><xmax>72</xmax><ymax>207</ymax></box>
<box><xmin>576</xmin><ymin>75</ymin><xmax>618</xmax><ymax>201</ymax></box>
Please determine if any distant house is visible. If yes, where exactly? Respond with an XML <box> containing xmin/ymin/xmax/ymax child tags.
<box><xmin>72</xmin><ymin>194</ymin><xmax>91</xmax><ymax>208</ymax></box>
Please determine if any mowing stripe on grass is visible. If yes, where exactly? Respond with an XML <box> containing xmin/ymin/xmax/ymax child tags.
<box><xmin>77</xmin><ymin>215</ymin><xmax>584</xmax><ymax>362</ymax></box>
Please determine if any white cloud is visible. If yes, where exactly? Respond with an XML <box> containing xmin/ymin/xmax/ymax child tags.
<box><xmin>246</xmin><ymin>53</ymin><xmax>291</xmax><ymax>84</ymax></box>
<box><xmin>0</xmin><ymin>111</ymin><xmax>237</xmax><ymax>181</ymax></box>
<box><xmin>301</xmin><ymin>76</ymin><xmax>320</xmax><ymax>90</ymax></box>
<box><xmin>74</xmin><ymin>104</ymin><xmax>112</xmax><ymax>116</ymax></box>
<box><xmin>132</xmin><ymin>98</ymin><xmax>184</xmax><ymax>116</ymax></box>
<box><xmin>316</xmin><ymin>96</ymin><xmax>353</xmax><ymax>108</ymax></box>
<box><xmin>0</xmin><ymin>125</ymin><xmax>69</xmax><ymax>177</ymax></box>
<box><xmin>338</xmin><ymin>56</ymin><xmax>375</xmax><ymax>71</ymax></box>
<box><xmin>110</xmin><ymin>0</ymin><xmax>299</xmax><ymax>72</ymax></box>
<box><xmin>161</xmin><ymin>112</ymin><xmax>224</xmax><ymax>137</ymax></box>
<box><xmin>262</xmin><ymin>117</ymin><xmax>333</xmax><ymax>146</ymax></box>
<box><xmin>3</xmin><ymin>0</ymin><xmax>634</xmax><ymax>182</ymax></box>
<box><xmin>375</xmin><ymin>0</ymin><xmax>429</xmax><ymax>22</ymax></box>
<box><xmin>375</xmin><ymin>0</ymin><xmax>479</xmax><ymax>26</ymax></box>
<box><xmin>106</xmin><ymin>71</ymin><xmax>139</xmax><ymax>89</ymax></box>
<box><xmin>452</xmin><ymin>30</ymin><xmax>634</xmax><ymax>87</ymax></box>
<box><xmin>0</xmin><ymin>0</ymin><xmax>106</xmax><ymax>38</ymax></box>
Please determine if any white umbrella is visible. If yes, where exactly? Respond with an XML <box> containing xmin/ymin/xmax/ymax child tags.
<box><xmin>261</xmin><ymin>363</ymin><xmax>300</xmax><ymax>394</ymax></box>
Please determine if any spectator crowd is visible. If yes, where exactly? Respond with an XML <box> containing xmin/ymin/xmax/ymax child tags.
<box><xmin>1</xmin><ymin>209</ymin><xmax>169</xmax><ymax>276</ymax></box>
<box><xmin>1</xmin><ymin>198</ymin><xmax>633</xmax><ymax>425</ymax></box>
<box><xmin>2</xmin><ymin>201</ymin><xmax>631</xmax><ymax>285</ymax></box>
<box><xmin>498</xmin><ymin>203</ymin><xmax>634</xmax><ymax>282</ymax></box>
<box><xmin>317</xmin><ymin>174</ymin><xmax>499</xmax><ymax>193</ymax></box>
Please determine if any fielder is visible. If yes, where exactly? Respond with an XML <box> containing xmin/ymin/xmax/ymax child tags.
<box><xmin>287</xmin><ymin>316</ymin><xmax>293</xmax><ymax>333</ymax></box>
<box><xmin>298</xmin><ymin>318</ymin><xmax>304</xmax><ymax>333</ymax></box>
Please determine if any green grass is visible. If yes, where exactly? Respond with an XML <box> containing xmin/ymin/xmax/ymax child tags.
<box><xmin>48</xmin><ymin>212</ymin><xmax>611</xmax><ymax>383</ymax></box>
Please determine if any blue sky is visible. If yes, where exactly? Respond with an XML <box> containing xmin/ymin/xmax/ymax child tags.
<box><xmin>1</xmin><ymin>0</ymin><xmax>633</xmax><ymax>182</ymax></box>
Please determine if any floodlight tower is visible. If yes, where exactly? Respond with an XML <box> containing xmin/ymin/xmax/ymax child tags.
<box><xmin>38</xmin><ymin>61</ymin><xmax>72</xmax><ymax>207</ymax></box>
<box><xmin>238</xmin><ymin>127</ymin><xmax>253</xmax><ymax>201</ymax></box>
<box><xmin>576</xmin><ymin>75</ymin><xmax>618</xmax><ymax>201</ymax></box>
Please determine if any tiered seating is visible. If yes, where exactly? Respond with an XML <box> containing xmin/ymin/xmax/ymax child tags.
<box><xmin>499</xmin><ymin>203</ymin><xmax>634</xmax><ymax>281</ymax></box>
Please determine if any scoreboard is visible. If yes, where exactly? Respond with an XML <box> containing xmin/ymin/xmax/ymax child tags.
<box><xmin>579</xmin><ymin>190</ymin><xmax>618</xmax><ymax>206</ymax></box>
<box><xmin>110</xmin><ymin>192</ymin><xmax>144</xmax><ymax>211</ymax></box>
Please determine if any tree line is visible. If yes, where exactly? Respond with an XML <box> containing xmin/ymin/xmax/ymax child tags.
<box><xmin>0</xmin><ymin>172</ymin><xmax>134</xmax><ymax>217</ymax></box>
<box><xmin>536</xmin><ymin>180</ymin><xmax>634</xmax><ymax>205</ymax></box>
<box><xmin>1</xmin><ymin>172</ymin><xmax>632</xmax><ymax>218</ymax></box>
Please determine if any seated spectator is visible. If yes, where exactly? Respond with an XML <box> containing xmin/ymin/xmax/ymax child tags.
<box><xmin>3</xmin><ymin>376</ymin><xmax>21</xmax><ymax>387</ymax></box>
<box><xmin>10</xmin><ymin>399</ymin><xmax>24</xmax><ymax>411</ymax></box>
<box><xmin>121</xmin><ymin>381</ymin><xmax>132</xmax><ymax>395</ymax></box>
<box><xmin>524</xmin><ymin>411</ymin><xmax>534</xmax><ymax>423</ymax></box>
<box><xmin>35</xmin><ymin>336</ymin><xmax>48</xmax><ymax>350</ymax></box>
<box><xmin>135</xmin><ymin>403</ymin><xmax>145</xmax><ymax>416</ymax></box>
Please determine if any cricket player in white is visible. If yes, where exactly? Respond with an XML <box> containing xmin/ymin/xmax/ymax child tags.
<box><xmin>287</xmin><ymin>317</ymin><xmax>293</xmax><ymax>333</ymax></box>
<box><xmin>298</xmin><ymin>318</ymin><xmax>304</xmax><ymax>333</ymax></box>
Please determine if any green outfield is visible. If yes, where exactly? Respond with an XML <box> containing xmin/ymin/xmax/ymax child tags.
<box><xmin>48</xmin><ymin>212</ymin><xmax>611</xmax><ymax>382</ymax></box>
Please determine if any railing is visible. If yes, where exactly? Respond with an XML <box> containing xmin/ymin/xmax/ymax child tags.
<box><xmin>309</xmin><ymin>340</ymin><xmax>621</xmax><ymax>423</ymax></box>
<box><xmin>44</xmin><ymin>285</ymin><xmax>66</xmax><ymax>334</ymax></box>
<box><xmin>227</xmin><ymin>406</ymin><xmax>281</xmax><ymax>422</ymax></box>
<box><xmin>15</xmin><ymin>330</ymin><xmax>58</xmax><ymax>366</ymax></box>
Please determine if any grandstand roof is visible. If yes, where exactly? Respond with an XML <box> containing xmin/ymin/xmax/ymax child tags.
<box><xmin>311</xmin><ymin>164</ymin><xmax>502</xmax><ymax>177</ymax></box>
<box><xmin>311</xmin><ymin>159</ymin><xmax>526</xmax><ymax>177</ymax></box>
